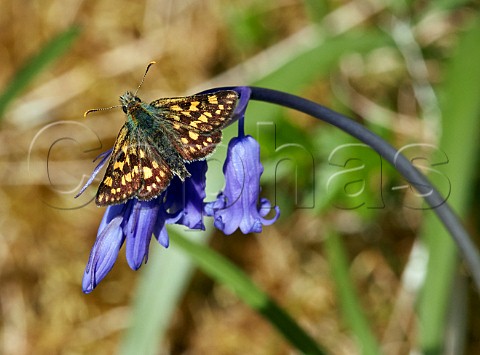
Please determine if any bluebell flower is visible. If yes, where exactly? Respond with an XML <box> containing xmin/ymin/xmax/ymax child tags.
<box><xmin>205</xmin><ymin>134</ymin><xmax>280</xmax><ymax>235</ymax></box>
<box><xmin>163</xmin><ymin>161</ymin><xmax>207</xmax><ymax>230</ymax></box>
<box><xmin>82</xmin><ymin>194</ymin><xmax>178</xmax><ymax>293</ymax></box>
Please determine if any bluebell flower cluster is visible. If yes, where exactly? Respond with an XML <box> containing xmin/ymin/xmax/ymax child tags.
<box><xmin>80</xmin><ymin>87</ymin><xmax>279</xmax><ymax>293</ymax></box>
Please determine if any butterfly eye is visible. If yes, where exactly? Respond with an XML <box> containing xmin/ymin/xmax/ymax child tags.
<box><xmin>135</xmin><ymin>97</ymin><xmax>141</xmax><ymax>103</ymax></box>
<box><xmin>122</xmin><ymin>106</ymin><xmax>127</xmax><ymax>114</ymax></box>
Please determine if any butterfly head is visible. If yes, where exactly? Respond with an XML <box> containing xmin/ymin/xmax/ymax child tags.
<box><xmin>120</xmin><ymin>91</ymin><xmax>142</xmax><ymax>114</ymax></box>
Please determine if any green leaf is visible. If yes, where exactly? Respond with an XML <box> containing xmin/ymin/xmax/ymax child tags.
<box><xmin>419</xmin><ymin>17</ymin><xmax>480</xmax><ymax>354</ymax></box>
<box><xmin>171</xmin><ymin>231</ymin><xmax>327</xmax><ymax>355</ymax></box>
<box><xmin>324</xmin><ymin>230</ymin><xmax>381</xmax><ymax>355</ymax></box>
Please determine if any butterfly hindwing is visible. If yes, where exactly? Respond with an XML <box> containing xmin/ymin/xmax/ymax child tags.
<box><xmin>96</xmin><ymin>125</ymin><xmax>142</xmax><ymax>206</ymax></box>
<box><xmin>135</xmin><ymin>142</ymin><xmax>174</xmax><ymax>201</ymax></box>
<box><xmin>95</xmin><ymin>126</ymin><xmax>174</xmax><ymax>205</ymax></box>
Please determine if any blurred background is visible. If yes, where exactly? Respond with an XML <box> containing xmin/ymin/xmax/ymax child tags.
<box><xmin>1</xmin><ymin>0</ymin><xmax>480</xmax><ymax>354</ymax></box>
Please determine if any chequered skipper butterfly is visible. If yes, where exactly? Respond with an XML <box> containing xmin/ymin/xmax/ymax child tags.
<box><xmin>89</xmin><ymin>63</ymin><xmax>239</xmax><ymax>206</ymax></box>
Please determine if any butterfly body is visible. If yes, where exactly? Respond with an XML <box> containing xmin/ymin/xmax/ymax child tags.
<box><xmin>95</xmin><ymin>90</ymin><xmax>239</xmax><ymax>206</ymax></box>
<box><xmin>122</xmin><ymin>92</ymin><xmax>190</xmax><ymax>180</ymax></box>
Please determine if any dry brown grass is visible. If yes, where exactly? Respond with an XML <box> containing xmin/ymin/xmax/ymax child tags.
<box><xmin>1</xmin><ymin>1</ymin><xmax>479</xmax><ymax>354</ymax></box>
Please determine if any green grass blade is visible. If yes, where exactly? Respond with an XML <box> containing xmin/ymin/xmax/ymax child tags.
<box><xmin>0</xmin><ymin>26</ymin><xmax>81</xmax><ymax>119</ymax></box>
<box><xmin>171</xmin><ymin>231</ymin><xmax>327</xmax><ymax>355</ymax></box>
<box><xmin>419</xmin><ymin>17</ymin><xmax>480</xmax><ymax>354</ymax></box>
<box><xmin>324</xmin><ymin>230</ymin><xmax>381</xmax><ymax>355</ymax></box>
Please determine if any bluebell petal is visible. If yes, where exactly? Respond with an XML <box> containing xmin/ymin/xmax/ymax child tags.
<box><xmin>124</xmin><ymin>200</ymin><xmax>159</xmax><ymax>270</ymax></box>
<box><xmin>259</xmin><ymin>198</ymin><xmax>280</xmax><ymax>225</ymax></box>
<box><xmin>75</xmin><ymin>149</ymin><xmax>112</xmax><ymax>198</ymax></box>
<box><xmin>154</xmin><ymin>217</ymin><xmax>170</xmax><ymax>248</ymax></box>
<box><xmin>153</xmin><ymin>195</ymin><xmax>181</xmax><ymax>249</ymax></box>
<box><xmin>232</xmin><ymin>87</ymin><xmax>251</xmax><ymax>126</ymax></box>
<box><xmin>97</xmin><ymin>202</ymin><xmax>128</xmax><ymax>233</ymax></box>
<box><xmin>82</xmin><ymin>215</ymin><xmax>124</xmax><ymax>294</ymax></box>
<box><xmin>173</xmin><ymin>161</ymin><xmax>207</xmax><ymax>230</ymax></box>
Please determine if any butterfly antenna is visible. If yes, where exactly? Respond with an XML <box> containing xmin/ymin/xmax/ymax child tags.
<box><xmin>84</xmin><ymin>61</ymin><xmax>156</xmax><ymax>117</ymax></box>
<box><xmin>84</xmin><ymin>105</ymin><xmax>121</xmax><ymax>118</ymax></box>
<box><xmin>134</xmin><ymin>61</ymin><xmax>156</xmax><ymax>96</ymax></box>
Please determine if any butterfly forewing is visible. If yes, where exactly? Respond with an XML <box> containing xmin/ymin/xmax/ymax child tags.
<box><xmin>150</xmin><ymin>91</ymin><xmax>238</xmax><ymax>132</ymax></box>
<box><xmin>150</xmin><ymin>91</ymin><xmax>238</xmax><ymax>161</ymax></box>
